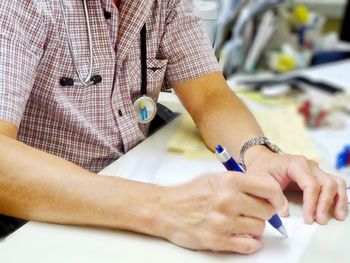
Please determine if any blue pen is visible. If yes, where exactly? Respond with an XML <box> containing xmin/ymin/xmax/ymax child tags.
<box><xmin>215</xmin><ymin>145</ymin><xmax>288</xmax><ymax>238</ymax></box>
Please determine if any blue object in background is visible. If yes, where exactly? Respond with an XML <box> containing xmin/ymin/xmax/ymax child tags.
<box><xmin>311</xmin><ymin>51</ymin><xmax>350</xmax><ymax>66</ymax></box>
<box><xmin>336</xmin><ymin>145</ymin><xmax>350</xmax><ymax>170</ymax></box>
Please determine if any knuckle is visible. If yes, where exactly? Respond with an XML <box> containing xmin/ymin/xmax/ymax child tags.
<box><xmin>242</xmin><ymin>242</ymin><xmax>258</xmax><ymax>254</ymax></box>
<box><xmin>221</xmin><ymin>173</ymin><xmax>237</xmax><ymax>186</ymax></box>
<box><xmin>216</xmin><ymin>191</ymin><xmax>236</xmax><ymax>210</ymax></box>
<box><xmin>211</xmin><ymin>213</ymin><xmax>228</xmax><ymax>229</ymax></box>
<box><xmin>267</xmin><ymin>182</ymin><xmax>284</xmax><ymax>203</ymax></box>
<box><xmin>325</xmin><ymin>179</ymin><xmax>338</xmax><ymax>192</ymax></box>
<box><xmin>319</xmin><ymin>199</ymin><xmax>333</xmax><ymax>210</ymax></box>
<box><xmin>270</xmin><ymin>181</ymin><xmax>282</xmax><ymax>195</ymax></box>
<box><xmin>335</xmin><ymin>177</ymin><xmax>347</xmax><ymax>188</ymax></box>
<box><xmin>309</xmin><ymin>180</ymin><xmax>321</xmax><ymax>191</ymax></box>
<box><xmin>293</xmin><ymin>156</ymin><xmax>309</xmax><ymax>166</ymax></box>
<box><xmin>262</xmin><ymin>176</ymin><xmax>279</xmax><ymax>192</ymax></box>
<box><xmin>267</xmin><ymin>205</ymin><xmax>276</xmax><ymax>218</ymax></box>
<box><xmin>257</xmin><ymin>221</ymin><xmax>266</xmax><ymax>236</ymax></box>
<box><xmin>216</xmin><ymin>191</ymin><xmax>231</xmax><ymax>203</ymax></box>
<box><xmin>204</xmin><ymin>235</ymin><xmax>227</xmax><ymax>251</ymax></box>
<box><xmin>262</xmin><ymin>206</ymin><xmax>275</xmax><ymax>220</ymax></box>
<box><xmin>309</xmin><ymin>160</ymin><xmax>319</xmax><ymax>169</ymax></box>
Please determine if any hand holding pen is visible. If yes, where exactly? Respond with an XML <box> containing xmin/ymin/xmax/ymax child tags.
<box><xmin>216</xmin><ymin>145</ymin><xmax>288</xmax><ymax>237</ymax></box>
<box><xmin>159</xmin><ymin>160</ymin><xmax>287</xmax><ymax>253</ymax></box>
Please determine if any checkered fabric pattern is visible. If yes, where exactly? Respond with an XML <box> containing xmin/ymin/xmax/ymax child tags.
<box><xmin>0</xmin><ymin>0</ymin><xmax>220</xmax><ymax>172</ymax></box>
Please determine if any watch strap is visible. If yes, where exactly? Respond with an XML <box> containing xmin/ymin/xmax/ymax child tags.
<box><xmin>239</xmin><ymin>136</ymin><xmax>283</xmax><ymax>170</ymax></box>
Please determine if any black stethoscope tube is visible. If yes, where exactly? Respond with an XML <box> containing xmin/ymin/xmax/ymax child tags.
<box><xmin>140</xmin><ymin>25</ymin><xmax>148</xmax><ymax>96</ymax></box>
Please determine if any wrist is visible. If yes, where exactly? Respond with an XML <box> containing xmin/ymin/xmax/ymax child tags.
<box><xmin>154</xmin><ymin>186</ymin><xmax>179</xmax><ymax>240</ymax></box>
<box><xmin>109</xmin><ymin>181</ymin><xmax>167</xmax><ymax>238</ymax></box>
<box><xmin>244</xmin><ymin>145</ymin><xmax>277</xmax><ymax>170</ymax></box>
<box><xmin>141</xmin><ymin>185</ymin><xmax>168</xmax><ymax>238</ymax></box>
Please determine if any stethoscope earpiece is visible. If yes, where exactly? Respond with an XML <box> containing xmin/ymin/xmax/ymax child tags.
<box><xmin>60</xmin><ymin>75</ymin><xmax>102</xmax><ymax>87</ymax></box>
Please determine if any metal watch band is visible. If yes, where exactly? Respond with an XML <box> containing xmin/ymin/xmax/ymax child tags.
<box><xmin>239</xmin><ymin>136</ymin><xmax>283</xmax><ymax>170</ymax></box>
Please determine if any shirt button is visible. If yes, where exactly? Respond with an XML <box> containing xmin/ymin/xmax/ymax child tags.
<box><xmin>104</xmin><ymin>10</ymin><xmax>112</xmax><ymax>19</ymax></box>
<box><xmin>118</xmin><ymin>109</ymin><xmax>123</xmax><ymax>117</ymax></box>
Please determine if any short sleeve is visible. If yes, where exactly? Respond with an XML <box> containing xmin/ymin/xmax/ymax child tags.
<box><xmin>160</xmin><ymin>0</ymin><xmax>220</xmax><ymax>84</ymax></box>
<box><xmin>0</xmin><ymin>1</ymin><xmax>48</xmax><ymax>127</ymax></box>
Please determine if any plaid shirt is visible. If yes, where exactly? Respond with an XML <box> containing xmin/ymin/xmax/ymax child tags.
<box><xmin>0</xmin><ymin>0</ymin><xmax>219</xmax><ymax>172</ymax></box>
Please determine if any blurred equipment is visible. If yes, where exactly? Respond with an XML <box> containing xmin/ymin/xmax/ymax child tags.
<box><xmin>340</xmin><ymin>0</ymin><xmax>350</xmax><ymax>42</ymax></box>
<box><xmin>213</xmin><ymin>0</ymin><xmax>245</xmax><ymax>56</ymax></box>
<box><xmin>238</xmin><ymin>75</ymin><xmax>344</xmax><ymax>95</ymax></box>
<box><xmin>244</xmin><ymin>11</ymin><xmax>279</xmax><ymax>72</ymax></box>
<box><xmin>193</xmin><ymin>0</ymin><xmax>220</xmax><ymax>44</ymax></box>
<box><xmin>220</xmin><ymin>0</ymin><xmax>287</xmax><ymax>76</ymax></box>
<box><xmin>298</xmin><ymin>100</ymin><xmax>330</xmax><ymax>128</ymax></box>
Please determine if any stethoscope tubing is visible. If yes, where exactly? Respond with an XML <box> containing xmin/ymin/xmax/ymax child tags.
<box><xmin>59</xmin><ymin>0</ymin><xmax>156</xmax><ymax>123</ymax></box>
<box><xmin>59</xmin><ymin>0</ymin><xmax>94</xmax><ymax>86</ymax></box>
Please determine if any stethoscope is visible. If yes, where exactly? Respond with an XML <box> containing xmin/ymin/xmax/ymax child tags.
<box><xmin>59</xmin><ymin>0</ymin><xmax>157</xmax><ymax>124</ymax></box>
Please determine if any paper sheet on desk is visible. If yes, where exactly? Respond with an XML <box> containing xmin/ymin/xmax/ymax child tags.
<box><xmin>150</xmin><ymin>158</ymin><xmax>318</xmax><ymax>263</ymax></box>
<box><xmin>243</xmin><ymin>217</ymin><xmax>318</xmax><ymax>263</ymax></box>
<box><xmin>167</xmin><ymin>114</ymin><xmax>214</xmax><ymax>160</ymax></box>
<box><xmin>167</xmin><ymin>106</ymin><xmax>319</xmax><ymax>161</ymax></box>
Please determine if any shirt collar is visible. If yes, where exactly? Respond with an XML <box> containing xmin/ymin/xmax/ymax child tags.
<box><xmin>116</xmin><ymin>0</ymin><xmax>153</xmax><ymax>65</ymax></box>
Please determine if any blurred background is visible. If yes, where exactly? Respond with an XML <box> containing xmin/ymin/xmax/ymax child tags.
<box><xmin>193</xmin><ymin>0</ymin><xmax>350</xmax><ymax>76</ymax></box>
<box><xmin>187</xmin><ymin>0</ymin><xmax>350</xmax><ymax>173</ymax></box>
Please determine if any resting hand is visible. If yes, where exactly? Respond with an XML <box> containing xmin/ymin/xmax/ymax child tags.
<box><xmin>245</xmin><ymin>147</ymin><xmax>349</xmax><ymax>225</ymax></box>
<box><xmin>158</xmin><ymin>172</ymin><xmax>285</xmax><ymax>254</ymax></box>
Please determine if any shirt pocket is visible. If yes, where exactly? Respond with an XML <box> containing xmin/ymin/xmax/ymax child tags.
<box><xmin>128</xmin><ymin>58</ymin><xmax>168</xmax><ymax>103</ymax></box>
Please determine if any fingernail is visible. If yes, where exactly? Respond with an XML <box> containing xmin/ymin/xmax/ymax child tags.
<box><xmin>319</xmin><ymin>215</ymin><xmax>328</xmax><ymax>224</ymax></box>
<box><xmin>339</xmin><ymin>209</ymin><xmax>348</xmax><ymax>220</ymax></box>
<box><xmin>305</xmin><ymin>215</ymin><xmax>314</xmax><ymax>224</ymax></box>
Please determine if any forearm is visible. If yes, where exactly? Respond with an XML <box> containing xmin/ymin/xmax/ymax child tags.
<box><xmin>174</xmin><ymin>72</ymin><xmax>265</xmax><ymax>161</ymax></box>
<box><xmin>0</xmin><ymin>134</ymin><xmax>163</xmax><ymax>236</ymax></box>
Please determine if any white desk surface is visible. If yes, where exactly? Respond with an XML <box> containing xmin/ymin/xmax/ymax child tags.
<box><xmin>1</xmin><ymin>61</ymin><xmax>350</xmax><ymax>263</ymax></box>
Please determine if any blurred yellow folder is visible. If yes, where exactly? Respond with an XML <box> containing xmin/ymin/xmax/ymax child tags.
<box><xmin>167</xmin><ymin>106</ymin><xmax>319</xmax><ymax>161</ymax></box>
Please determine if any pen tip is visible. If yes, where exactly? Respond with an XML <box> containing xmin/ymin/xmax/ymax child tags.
<box><xmin>278</xmin><ymin>226</ymin><xmax>288</xmax><ymax>238</ymax></box>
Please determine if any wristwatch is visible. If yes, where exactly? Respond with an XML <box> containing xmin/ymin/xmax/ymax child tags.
<box><xmin>239</xmin><ymin>136</ymin><xmax>283</xmax><ymax>170</ymax></box>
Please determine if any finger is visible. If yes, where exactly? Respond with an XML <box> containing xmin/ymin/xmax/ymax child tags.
<box><xmin>206</xmin><ymin>235</ymin><xmax>262</xmax><ymax>254</ymax></box>
<box><xmin>235</xmin><ymin>216</ymin><xmax>266</xmax><ymax>237</ymax></box>
<box><xmin>230</xmin><ymin>173</ymin><xmax>285</xmax><ymax>210</ymax></box>
<box><xmin>315</xmin><ymin>174</ymin><xmax>338</xmax><ymax>224</ymax></box>
<box><xmin>311</xmin><ymin>164</ymin><xmax>348</xmax><ymax>223</ymax></box>
<box><xmin>286</xmin><ymin>158</ymin><xmax>320</xmax><ymax>224</ymax></box>
<box><xmin>302</xmin><ymin>180</ymin><xmax>320</xmax><ymax>224</ymax></box>
<box><xmin>238</xmin><ymin>193</ymin><xmax>276</xmax><ymax>221</ymax></box>
<box><xmin>278</xmin><ymin>196</ymin><xmax>290</xmax><ymax>217</ymax></box>
<box><xmin>333</xmin><ymin>178</ymin><xmax>349</xmax><ymax>221</ymax></box>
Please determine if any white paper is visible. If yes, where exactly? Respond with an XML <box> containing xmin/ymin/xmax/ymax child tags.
<box><xmin>246</xmin><ymin>216</ymin><xmax>318</xmax><ymax>263</ymax></box>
